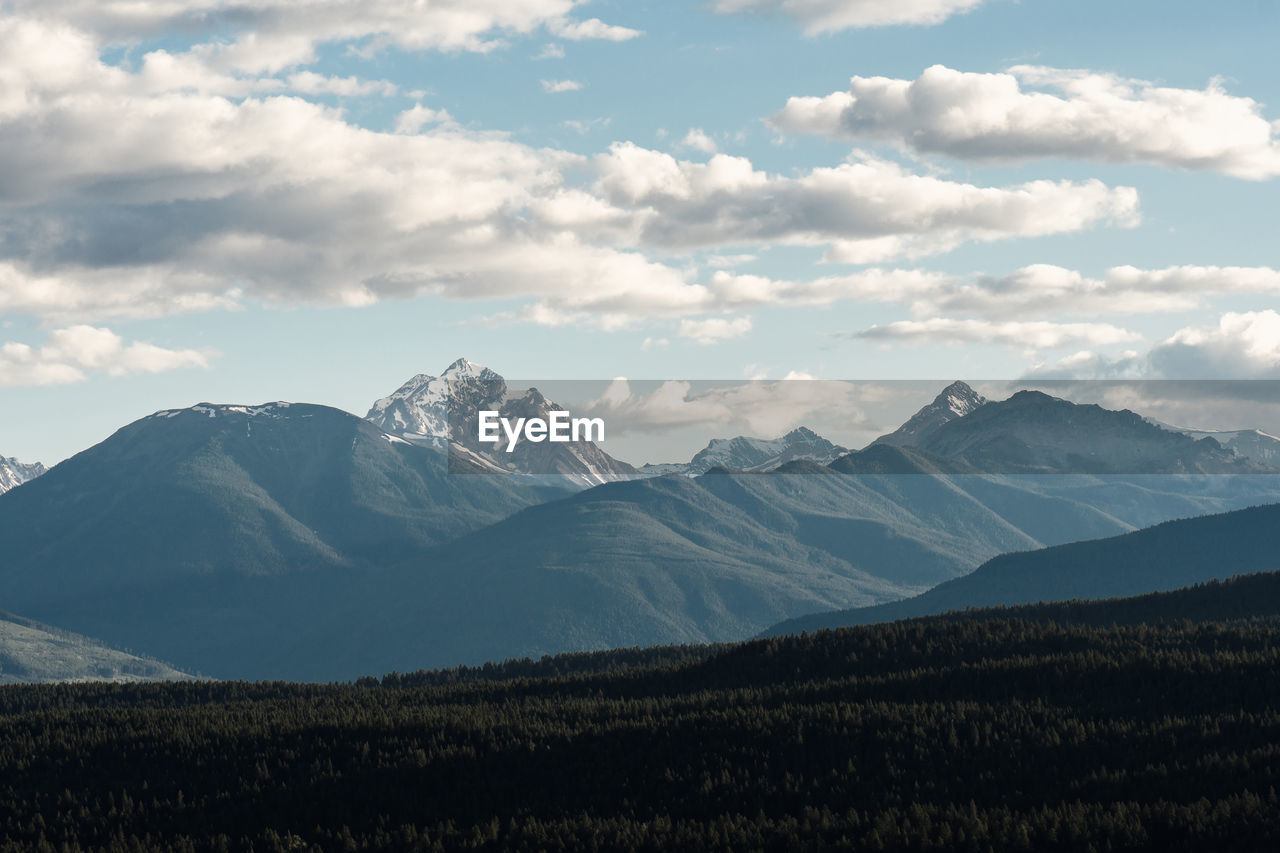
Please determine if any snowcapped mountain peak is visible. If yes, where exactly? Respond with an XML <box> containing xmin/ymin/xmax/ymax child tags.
<box><xmin>644</xmin><ymin>426</ymin><xmax>847</xmax><ymax>476</ymax></box>
<box><xmin>936</xmin><ymin>381</ymin><xmax>988</xmax><ymax>417</ymax></box>
<box><xmin>872</xmin><ymin>380</ymin><xmax>989</xmax><ymax>448</ymax></box>
<box><xmin>0</xmin><ymin>455</ymin><xmax>47</xmax><ymax>495</ymax></box>
<box><xmin>366</xmin><ymin>361</ymin><xmax>636</xmax><ymax>485</ymax></box>
<box><xmin>783</xmin><ymin>426</ymin><xmax>820</xmax><ymax>441</ymax></box>
<box><xmin>441</xmin><ymin>358</ymin><xmax>493</xmax><ymax>380</ymax></box>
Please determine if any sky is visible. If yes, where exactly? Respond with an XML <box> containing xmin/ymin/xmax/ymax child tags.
<box><xmin>1</xmin><ymin>0</ymin><xmax>1279</xmax><ymax>464</ymax></box>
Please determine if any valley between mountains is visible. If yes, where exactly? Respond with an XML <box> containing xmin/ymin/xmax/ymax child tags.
<box><xmin>2</xmin><ymin>361</ymin><xmax>1279</xmax><ymax>681</ymax></box>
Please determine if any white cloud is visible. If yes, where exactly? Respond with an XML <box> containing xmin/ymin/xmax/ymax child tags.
<box><xmin>534</xmin><ymin>43</ymin><xmax>566</xmax><ymax>59</ymax></box>
<box><xmin>679</xmin><ymin>264</ymin><xmax>1280</xmax><ymax>324</ymax></box>
<box><xmin>587</xmin><ymin>377</ymin><xmax>873</xmax><ymax>438</ymax></box>
<box><xmin>712</xmin><ymin>0</ymin><xmax>985</xmax><ymax>33</ymax></box>
<box><xmin>680</xmin><ymin>128</ymin><xmax>719</xmax><ymax>154</ymax></box>
<box><xmin>677</xmin><ymin>316</ymin><xmax>753</xmax><ymax>344</ymax></box>
<box><xmin>7</xmin><ymin>1</ymin><xmax>638</xmax><ymax>59</ymax></box>
<box><xmin>1148</xmin><ymin>311</ymin><xmax>1280</xmax><ymax>378</ymax></box>
<box><xmin>0</xmin><ymin>326</ymin><xmax>210</xmax><ymax>387</ymax></box>
<box><xmin>0</xmin><ymin>15</ymin><xmax>1149</xmax><ymax>340</ymax></box>
<box><xmin>394</xmin><ymin>104</ymin><xmax>454</xmax><ymax>134</ymax></box>
<box><xmin>705</xmin><ymin>254</ymin><xmax>758</xmax><ymax>267</ymax></box>
<box><xmin>542</xmin><ymin>78</ymin><xmax>584</xmax><ymax>93</ymax></box>
<box><xmin>771</xmin><ymin>65</ymin><xmax>1280</xmax><ymax>179</ymax></box>
<box><xmin>0</xmin><ymin>261</ymin><xmax>243</xmax><ymax>323</ymax></box>
<box><xmin>549</xmin><ymin>17</ymin><xmax>642</xmax><ymax>41</ymax></box>
<box><xmin>286</xmin><ymin>71</ymin><xmax>398</xmax><ymax>98</ymax></box>
<box><xmin>909</xmin><ymin>264</ymin><xmax>1280</xmax><ymax>318</ymax></box>
<box><xmin>589</xmin><ymin>143</ymin><xmax>1139</xmax><ymax>259</ymax></box>
<box><xmin>561</xmin><ymin>117</ymin><xmax>612</xmax><ymax>134</ymax></box>
<box><xmin>1031</xmin><ymin>312</ymin><xmax>1280</xmax><ymax>380</ymax></box>
<box><xmin>856</xmin><ymin>318</ymin><xmax>1140</xmax><ymax>350</ymax></box>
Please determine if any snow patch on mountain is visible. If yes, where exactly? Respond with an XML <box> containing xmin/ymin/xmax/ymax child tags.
<box><xmin>871</xmin><ymin>381</ymin><xmax>988</xmax><ymax>448</ymax></box>
<box><xmin>641</xmin><ymin>426</ymin><xmax>848</xmax><ymax>476</ymax></box>
<box><xmin>367</xmin><ymin>359</ymin><xmax>637</xmax><ymax>487</ymax></box>
<box><xmin>0</xmin><ymin>456</ymin><xmax>46</xmax><ymax>495</ymax></box>
<box><xmin>366</xmin><ymin>358</ymin><xmax>504</xmax><ymax>445</ymax></box>
<box><xmin>152</xmin><ymin>402</ymin><xmax>295</xmax><ymax>421</ymax></box>
<box><xmin>1146</xmin><ymin>419</ymin><xmax>1280</xmax><ymax>465</ymax></box>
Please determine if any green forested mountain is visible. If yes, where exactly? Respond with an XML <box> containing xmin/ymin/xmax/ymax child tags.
<box><xmin>3</xmin><ymin>387</ymin><xmax>1280</xmax><ymax>681</ymax></box>
<box><xmin>919</xmin><ymin>569</ymin><xmax>1280</xmax><ymax>628</ymax></box>
<box><xmin>0</xmin><ymin>402</ymin><xmax>570</xmax><ymax>679</ymax></box>
<box><xmin>320</xmin><ymin>459</ymin><xmax>1280</xmax><ymax>678</ymax></box>
<box><xmin>0</xmin><ymin>610</ymin><xmax>192</xmax><ymax>684</ymax></box>
<box><xmin>766</xmin><ymin>501</ymin><xmax>1280</xmax><ymax>636</ymax></box>
<box><xmin>3</xmin><ymin>600</ymin><xmax>1280</xmax><ymax>850</ymax></box>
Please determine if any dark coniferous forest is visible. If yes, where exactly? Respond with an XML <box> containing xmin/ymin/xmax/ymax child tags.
<box><xmin>4</xmin><ymin>576</ymin><xmax>1280</xmax><ymax>851</ymax></box>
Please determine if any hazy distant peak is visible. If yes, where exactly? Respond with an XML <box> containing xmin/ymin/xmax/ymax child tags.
<box><xmin>1146</xmin><ymin>417</ymin><xmax>1280</xmax><ymax>467</ymax></box>
<box><xmin>783</xmin><ymin>426</ymin><xmax>821</xmax><ymax>441</ymax></box>
<box><xmin>663</xmin><ymin>426</ymin><xmax>847</xmax><ymax>475</ymax></box>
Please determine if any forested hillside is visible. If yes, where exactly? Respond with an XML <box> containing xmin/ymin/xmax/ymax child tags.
<box><xmin>3</xmin><ymin>611</ymin><xmax>1280</xmax><ymax>850</ymax></box>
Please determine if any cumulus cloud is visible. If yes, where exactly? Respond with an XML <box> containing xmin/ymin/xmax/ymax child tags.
<box><xmin>286</xmin><ymin>71</ymin><xmax>398</xmax><ymax>98</ymax></box>
<box><xmin>856</xmin><ymin>318</ymin><xmax>1141</xmax><ymax>350</ymax></box>
<box><xmin>712</xmin><ymin>0</ymin><xmax>985</xmax><ymax>33</ymax></box>
<box><xmin>0</xmin><ymin>326</ymin><xmax>210</xmax><ymax>387</ymax></box>
<box><xmin>587</xmin><ymin>378</ymin><xmax>873</xmax><ymax>438</ymax></box>
<box><xmin>0</xmin><ymin>11</ymin><xmax>1162</xmax><ymax>349</ymax></box>
<box><xmin>497</xmin><ymin>268</ymin><xmax>949</xmax><ymax>330</ymax></box>
<box><xmin>671</xmin><ymin>264</ymin><xmax>1280</xmax><ymax>325</ymax></box>
<box><xmin>0</xmin><ymin>14</ymin><xmax>1149</xmax><ymax>336</ymax></box>
<box><xmin>676</xmin><ymin>315</ymin><xmax>753</xmax><ymax>344</ymax></box>
<box><xmin>393</xmin><ymin>104</ymin><xmax>454</xmax><ymax>134</ymax></box>
<box><xmin>705</xmin><ymin>254</ymin><xmax>758</xmax><ymax>267</ymax></box>
<box><xmin>908</xmin><ymin>264</ymin><xmax>1280</xmax><ymax>319</ymax></box>
<box><xmin>1030</xmin><ymin>312</ymin><xmax>1280</xmax><ymax>380</ymax></box>
<box><xmin>7</xmin><ymin>0</ymin><xmax>638</xmax><ymax>58</ymax></box>
<box><xmin>541</xmin><ymin>79</ymin><xmax>584</xmax><ymax>93</ymax></box>
<box><xmin>588</xmin><ymin>143</ymin><xmax>1138</xmax><ymax>260</ymax></box>
<box><xmin>680</xmin><ymin>129</ymin><xmax>719</xmax><ymax>154</ymax></box>
<box><xmin>1148</xmin><ymin>311</ymin><xmax>1280</xmax><ymax>378</ymax></box>
<box><xmin>771</xmin><ymin>65</ymin><xmax>1280</xmax><ymax>179</ymax></box>
<box><xmin>561</xmin><ymin>117</ymin><xmax>612</xmax><ymax>134</ymax></box>
<box><xmin>548</xmin><ymin>17</ymin><xmax>642</xmax><ymax>41</ymax></box>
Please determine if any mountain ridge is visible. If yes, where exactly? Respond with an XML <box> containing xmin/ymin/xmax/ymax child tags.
<box><xmin>640</xmin><ymin>425</ymin><xmax>848</xmax><ymax>476</ymax></box>
<box><xmin>367</xmin><ymin>359</ymin><xmax>637</xmax><ymax>486</ymax></box>
<box><xmin>763</xmin><ymin>500</ymin><xmax>1280</xmax><ymax>636</ymax></box>
<box><xmin>0</xmin><ymin>456</ymin><xmax>45</xmax><ymax>495</ymax></box>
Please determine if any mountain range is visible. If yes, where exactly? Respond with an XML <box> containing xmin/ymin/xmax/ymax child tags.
<box><xmin>2</xmin><ymin>369</ymin><xmax>1280</xmax><ymax>680</ymax></box>
<box><xmin>367</xmin><ymin>358</ymin><xmax>637</xmax><ymax>487</ymax></box>
<box><xmin>0</xmin><ymin>456</ymin><xmax>44</xmax><ymax>495</ymax></box>
<box><xmin>765</xmin><ymin>500</ymin><xmax>1280</xmax><ymax>636</ymax></box>
<box><xmin>1153</xmin><ymin>421</ymin><xmax>1280</xmax><ymax>465</ymax></box>
<box><xmin>640</xmin><ymin>426</ymin><xmax>848</xmax><ymax>476</ymax></box>
<box><xmin>891</xmin><ymin>387</ymin><xmax>1270</xmax><ymax>474</ymax></box>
